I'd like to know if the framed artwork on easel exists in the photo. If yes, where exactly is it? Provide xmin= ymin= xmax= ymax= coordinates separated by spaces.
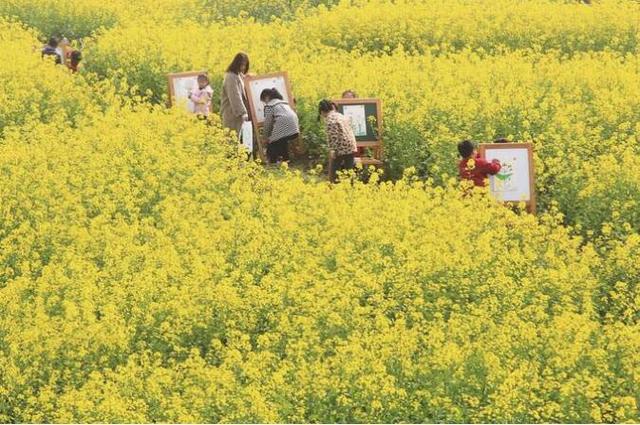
xmin=332 ymin=98 xmax=382 ymax=147
xmin=167 ymin=70 xmax=207 ymax=113
xmin=479 ymin=142 xmax=536 ymax=214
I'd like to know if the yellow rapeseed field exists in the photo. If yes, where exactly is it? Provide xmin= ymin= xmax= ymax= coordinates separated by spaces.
xmin=0 ymin=1 xmax=639 ymax=422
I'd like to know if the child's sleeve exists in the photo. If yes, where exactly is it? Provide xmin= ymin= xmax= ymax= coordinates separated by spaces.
xmin=483 ymin=159 xmax=501 ymax=175
xmin=189 ymin=88 xmax=200 ymax=102
xmin=263 ymin=106 xmax=274 ymax=138
xmin=325 ymin=119 xmax=342 ymax=150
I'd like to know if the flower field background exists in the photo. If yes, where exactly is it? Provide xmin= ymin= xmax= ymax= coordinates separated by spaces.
xmin=0 ymin=0 xmax=639 ymax=422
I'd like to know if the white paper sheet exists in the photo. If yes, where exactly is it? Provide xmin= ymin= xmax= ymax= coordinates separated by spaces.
xmin=484 ymin=148 xmax=531 ymax=202
xmin=343 ymin=104 xmax=367 ymax=137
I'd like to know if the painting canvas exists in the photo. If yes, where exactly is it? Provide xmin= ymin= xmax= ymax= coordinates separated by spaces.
xmin=246 ymin=73 xmax=292 ymax=125
xmin=480 ymin=144 xmax=535 ymax=208
xmin=343 ymin=104 xmax=367 ymax=137
xmin=333 ymin=98 xmax=382 ymax=144
xmin=172 ymin=76 xmax=198 ymax=112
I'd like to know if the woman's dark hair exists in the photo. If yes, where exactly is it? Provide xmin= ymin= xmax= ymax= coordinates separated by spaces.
xmin=226 ymin=52 xmax=250 ymax=74
xmin=457 ymin=140 xmax=475 ymax=158
xmin=260 ymin=88 xmax=283 ymax=102
xmin=317 ymin=99 xmax=337 ymax=119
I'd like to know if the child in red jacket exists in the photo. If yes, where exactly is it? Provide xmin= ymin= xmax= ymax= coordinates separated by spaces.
xmin=458 ymin=140 xmax=501 ymax=187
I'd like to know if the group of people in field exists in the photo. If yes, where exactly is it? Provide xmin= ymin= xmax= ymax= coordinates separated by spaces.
xmin=40 ymin=41 xmax=502 ymax=186
xmin=217 ymin=52 xmax=360 ymax=182
xmin=41 ymin=36 xmax=82 ymax=73
xmin=169 ymin=52 xmax=358 ymax=182
xmin=214 ymin=52 xmax=504 ymax=186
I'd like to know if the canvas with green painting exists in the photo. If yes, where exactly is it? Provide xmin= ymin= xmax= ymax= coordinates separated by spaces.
xmin=333 ymin=98 xmax=382 ymax=144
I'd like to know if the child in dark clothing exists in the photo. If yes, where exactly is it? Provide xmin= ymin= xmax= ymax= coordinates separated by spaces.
xmin=68 ymin=50 xmax=82 ymax=73
xmin=457 ymin=140 xmax=501 ymax=187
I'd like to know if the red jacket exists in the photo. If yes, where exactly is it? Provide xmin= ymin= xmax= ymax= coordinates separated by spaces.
xmin=459 ymin=154 xmax=501 ymax=187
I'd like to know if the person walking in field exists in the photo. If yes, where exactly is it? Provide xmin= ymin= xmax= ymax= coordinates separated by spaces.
xmin=457 ymin=140 xmax=501 ymax=187
xmin=261 ymin=88 xmax=299 ymax=164
xmin=220 ymin=52 xmax=250 ymax=135
xmin=318 ymin=99 xmax=358 ymax=183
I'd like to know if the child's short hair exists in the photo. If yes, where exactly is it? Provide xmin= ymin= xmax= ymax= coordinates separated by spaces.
xmin=48 ymin=37 xmax=59 ymax=48
xmin=457 ymin=140 xmax=475 ymax=158
xmin=342 ymin=89 xmax=357 ymax=98
xmin=494 ymin=137 xmax=510 ymax=143
xmin=70 ymin=50 xmax=82 ymax=62
xmin=260 ymin=87 xmax=283 ymax=102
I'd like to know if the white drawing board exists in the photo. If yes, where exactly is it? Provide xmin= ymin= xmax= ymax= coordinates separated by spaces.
xmin=479 ymin=143 xmax=536 ymax=213
xmin=245 ymin=72 xmax=293 ymax=125
xmin=343 ymin=104 xmax=367 ymax=136
xmin=171 ymin=76 xmax=198 ymax=112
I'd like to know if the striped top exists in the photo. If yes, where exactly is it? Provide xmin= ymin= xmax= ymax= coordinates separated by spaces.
xmin=263 ymin=99 xmax=299 ymax=142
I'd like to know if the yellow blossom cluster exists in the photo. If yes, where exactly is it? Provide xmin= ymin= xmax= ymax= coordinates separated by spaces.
xmin=0 ymin=1 xmax=639 ymax=422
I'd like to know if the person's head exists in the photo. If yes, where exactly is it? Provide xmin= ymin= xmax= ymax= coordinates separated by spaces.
xmin=318 ymin=99 xmax=337 ymax=119
xmin=260 ymin=88 xmax=283 ymax=103
xmin=227 ymin=52 xmax=250 ymax=75
xmin=70 ymin=50 xmax=82 ymax=64
xmin=47 ymin=37 xmax=59 ymax=48
xmin=197 ymin=73 xmax=209 ymax=89
xmin=494 ymin=137 xmax=510 ymax=144
xmin=457 ymin=140 xmax=476 ymax=159
xmin=342 ymin=89 xmax=357 ymax=99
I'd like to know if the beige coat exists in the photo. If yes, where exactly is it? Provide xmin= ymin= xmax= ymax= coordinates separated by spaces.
xmin=220 ymin=72 xmax=248 ymax=134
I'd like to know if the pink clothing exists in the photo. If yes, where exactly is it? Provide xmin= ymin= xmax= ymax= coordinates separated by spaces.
xmin=189 ymin=84 xmax=213 ymax=116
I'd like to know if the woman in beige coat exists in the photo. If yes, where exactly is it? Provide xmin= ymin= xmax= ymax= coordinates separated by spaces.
xmin=220 ymin=52 xmax=250 ymax=135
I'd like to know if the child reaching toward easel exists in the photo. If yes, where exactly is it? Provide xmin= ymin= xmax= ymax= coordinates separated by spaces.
xmin=458 ymin=140 xmax=501 ymax=187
